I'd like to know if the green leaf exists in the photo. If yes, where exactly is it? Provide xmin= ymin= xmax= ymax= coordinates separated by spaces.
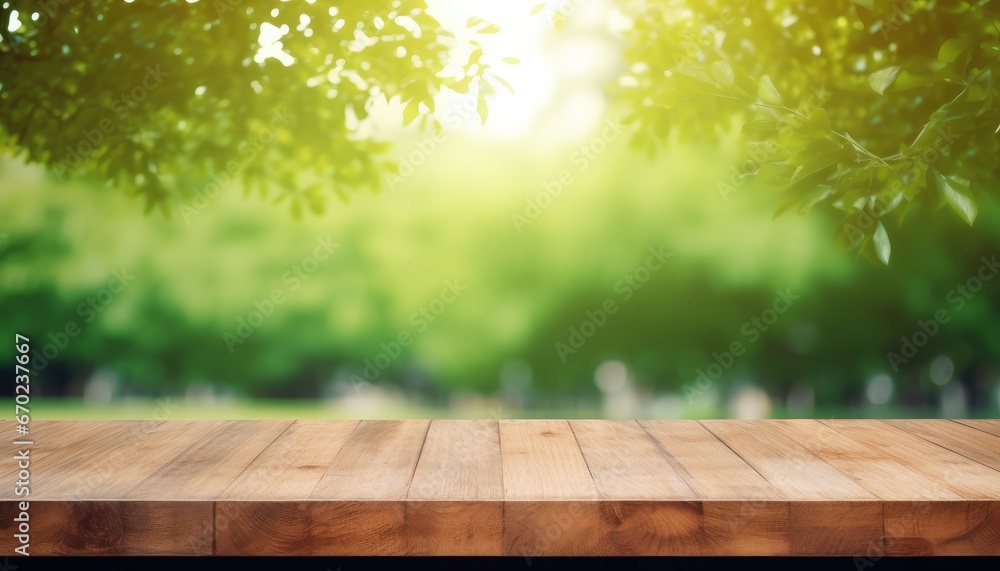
xmin=755 ymin=161 xmax=796 ymax=186
xmin=805 ymin=107 xmax=832 ymax=134
xmin=479 ymin=24 xmax=501 ymax=34
xmin=938 ymin=38 xmax=970 ymax=63
xmin=491 ymin=75 xmax=515 ymax=94
xmin=479 ymin=78 xmax=496 ymax=98
xmin=711 ymin=61 xmax=734 ymax=88
xmin=466 ymin=47 xmax=483 ymax=68
xmin=867 ymin=66 xmax=902 ymax=95
xmin=873 ymin=220 xmax=890 ymax=264
xmin=799 ymin=186 xmax=837 ymax=214
xmin=502 ymin=57 xmax=520 ymax=64
xmin=401 ymin=99 xmax=420 ymax=126
xmin=849 ymin=0 xmax=875 ymax=9
xmin=932 ymin=168 xmax=977 ymax=225
xmin=672 ymin=62 xmax=716 ymax=85
xmin=530 ymin=3 xmax=547 ymax=16
xmin=786 ymin=136 xmax=845 ymax=173
xmin=835 ymin=215 xmax=866 ymax=252
xmin=477 ymin=91 xmax=488 ymax=124
xmin=466 ymin=16 xmax=484 ymax=28
xmin=757 ymin=75 xmax=782 ymax=105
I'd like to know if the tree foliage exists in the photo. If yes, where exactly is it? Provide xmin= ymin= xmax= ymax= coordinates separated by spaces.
xmin=614 ymin=0 xmax=1000 ymax=263
xmin=0 ymin=0 xmax=499 ymax=216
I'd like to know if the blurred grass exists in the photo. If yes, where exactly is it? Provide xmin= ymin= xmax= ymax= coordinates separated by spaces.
xmin=6 ymin=398 xmax=992 ymax=420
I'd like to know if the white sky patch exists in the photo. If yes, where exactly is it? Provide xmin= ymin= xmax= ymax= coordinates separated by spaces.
xmin=365 ymin=0 xmax=619 ymax=143
xmin=7 ymin=10 xmax=21 ymax=32
xmin=425 ymin=0 xmax=558 ymax=140
xmin=254 ymin=22 xmax=295 ymax=67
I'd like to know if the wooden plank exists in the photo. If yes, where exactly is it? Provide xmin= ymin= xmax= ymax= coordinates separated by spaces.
xmin=2 ymin=419 xmax=74 ymax=458
xmin=702 ymin=420 xmax=882 ymax=556
xmin=500 ymin=419 xmax=597 ymax=501
xmin=954 ymin=419 xmax=1000 ymax=438
xmin=221 ymin=420 xmax=359 ymax=500
xmin=311 ymin=419 xmax=429 ymax=499
xmin=768 ymin=420 xmax=1000 ymax=556
xmin=128 ymin=420 xmax=292 ymax=500
xmin=886 ymin=419 xmax=1000 ymax=472
xmin=0 ymin=421 xmax=165 ymax=500
xmin=220 ymin=420 xmax=430 ymax=555
xmin=1 ymin=420 xmax=83 ymax=480
xmin=571 ymin=420 xmax=693 ymax=500
xmin=639 ymin=420 xmax=782 ymax=500
xmin=820 ymin=419 xmax=1000 ymax=500
xmin=883 ymin=501 xmax=1000 ymax=555
xmin=408 ymin=420 xmax=503 ymax=500
xmin=216 ymin=500 xmax=407 ymax=556
xmin=0 ymin=421 xmax=151 ymax=487
xmin=0 ymin=501 xmax=213 ymax=555
xmin=571 ymin=420 xmax=711 ymax=556
xmin=7 ymin=419 xmax=1000 ymax=556
xmin=640 ymin=420 xmax=789 ymax=555
xmin=405 ymin=420 xmax=503 ymax=555
xmin=499 ymin=419 xmax=601 ymax=556
xmin=701 ymin=420 xmax=876 ymax=500
xmin=34 ymin=420 xmax=228 ymax=500
xmin=763 ymin=420 xmax=964 ymax=500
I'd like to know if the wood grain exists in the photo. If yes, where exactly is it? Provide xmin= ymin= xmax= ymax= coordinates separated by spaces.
xmin=885 ymin=419 xmax=1000 ymax=472
xmin=39 ymin=420 xmax=225 ymax=500
xmin=128 ymin=420 xmax=292 ymax=500
xmin=640 ymin=420 xmax=789 ymax=555
xmin=311 ymin=419 xmax=429 ymax=499
xmin=759 ymin=420 xmax=963 ymax=501
xmin=703 ymin=420 xmax=883 ymax=555
xmin=221 ymin=420 xmax=359 ymax=500
xmin=0 ymin=421 xmax=160 ymax=491
xmin=8 ymin=419 xmax=1000 ymax=556
xmin=571 ymin=420 xmax=702 ymax=555
xmin=820 ymin=419 xmax=1000 ymax=499
xmin=499 ymin=420 xmax=600 ymax=555
xmin=954 ymin=419 xmax=1000 ymax=438
xmin=0 ymin=501 xmax=212 ymax=555
xmin=405 ymin=420 xmax=503 ymax=555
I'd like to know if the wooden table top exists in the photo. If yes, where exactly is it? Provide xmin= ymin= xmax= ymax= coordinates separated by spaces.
xmin=2 ymin=419 xmax=999 ymax=556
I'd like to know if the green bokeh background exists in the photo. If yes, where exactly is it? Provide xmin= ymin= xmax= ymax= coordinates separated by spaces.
xmin=3 ymin=0 xmax=999 ymax=420
xmin=3 ymin=116 xmax=999 ymax=419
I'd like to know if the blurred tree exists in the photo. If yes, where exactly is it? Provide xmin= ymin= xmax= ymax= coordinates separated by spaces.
xmin=0 ymin=0 xmax=501 ymax=216
xmin=613 ymin=0 xmax=1000 ymax=263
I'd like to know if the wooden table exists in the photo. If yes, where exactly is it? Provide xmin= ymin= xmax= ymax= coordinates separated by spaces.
xmin=2 ymin=419 xmax=999 ymax=556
